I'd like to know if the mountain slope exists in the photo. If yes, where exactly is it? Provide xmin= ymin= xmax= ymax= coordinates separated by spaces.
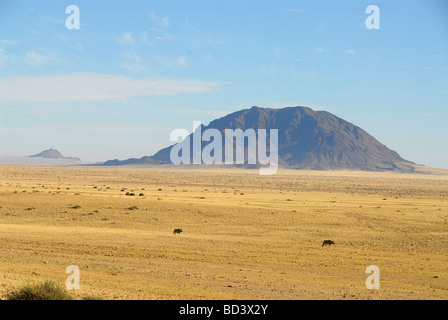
xmin=30 ymin=148 xmax=81 ymax=162
xmin=102 ymin=106 xmax=416 ymax=172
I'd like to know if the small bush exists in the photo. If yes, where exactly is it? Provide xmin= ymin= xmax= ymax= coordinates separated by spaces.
xmin=82 ymin=295 xmax=103 ymax=300
xmin=71 ymin=205 xmax=81 ymax=209
xmin=6 ymin=281 xmax=72 ymax=300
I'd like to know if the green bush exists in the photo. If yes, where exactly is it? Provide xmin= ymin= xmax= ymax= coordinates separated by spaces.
xmin=6 ymin=281 xmax=73 ymax=300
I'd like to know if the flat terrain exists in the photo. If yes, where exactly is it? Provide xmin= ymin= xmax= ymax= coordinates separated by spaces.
xmin=0 ymin=165 xmax=447 ymax=300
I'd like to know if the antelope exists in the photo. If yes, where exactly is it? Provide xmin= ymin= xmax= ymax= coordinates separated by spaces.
xmin=322 ymin=240 xmax=335 ymax=247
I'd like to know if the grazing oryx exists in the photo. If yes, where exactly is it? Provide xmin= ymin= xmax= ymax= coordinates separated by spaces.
xmin=173 ymin=228 xmax=183 ymax=235
xmin=322 ymin=240 xmax=335 ymax=247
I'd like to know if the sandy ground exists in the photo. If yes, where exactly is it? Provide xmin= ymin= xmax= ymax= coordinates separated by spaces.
xmin=0 ymin=165 xmax=447 ymax=300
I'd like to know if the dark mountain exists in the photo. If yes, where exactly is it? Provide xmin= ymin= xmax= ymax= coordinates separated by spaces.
xmin=30 ymin=148 xmax=81 ymax=162
xmin=102 ymin=106 xmax=416 ymax=172
xmin=102 ymin=156 xmax=157 ymax=166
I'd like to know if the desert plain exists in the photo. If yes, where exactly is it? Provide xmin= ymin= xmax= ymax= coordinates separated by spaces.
xmin=0 ymin=165 xmax=447 ymax=300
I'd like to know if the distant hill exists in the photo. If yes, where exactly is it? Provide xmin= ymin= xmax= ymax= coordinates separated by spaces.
xmin=101 ymin=106 xmax=418 ymax=172
xmin=29 ymin=148 xmax=81 ymax=162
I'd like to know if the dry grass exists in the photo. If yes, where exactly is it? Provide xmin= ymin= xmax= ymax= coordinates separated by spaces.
xmin=4 ymin=280 xmax=73 ymax=300
xmin=0 ymin=165 xmax=447 ymax=300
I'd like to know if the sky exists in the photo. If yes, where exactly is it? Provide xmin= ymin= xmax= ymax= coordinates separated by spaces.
xmin=0 ymin=0 xmax=447 ymax=168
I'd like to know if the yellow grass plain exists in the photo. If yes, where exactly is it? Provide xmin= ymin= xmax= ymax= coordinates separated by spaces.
xmin=0 ymin=165 xmax=447 ymax=300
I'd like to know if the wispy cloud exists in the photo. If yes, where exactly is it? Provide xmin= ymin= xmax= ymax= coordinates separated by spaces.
xmin=116 ymin=32 xmax=135 ymax=45
xmin=154 ymin=33 xmax=172 ymax=41
xmin=412 ymin=112 xmax=448 ymax=117
xmin=1 ymin=47 xmax=57 ymax=68
xmin=312 ymin=48 xmax=329 ymax=54
xmin=59 ymin=34 xmax=83 ymax=50
xmin=0 ymin=48 xmax=13 ymax=67
xmin=177 ymin=56 xmax=187 ymax=67
xmin=310 ymin=70 xmax=319 ymax=79
xmin=346 ymin=49 xmax=355 ymax=55
xmin=1 ymin=40 xmax=20 ymax=46
xmin=118 ymin=48 xmax=146 ymax=71
xmin=118 ymin=62 xmax=146 ymax=72
xmin=25 ymin=49 xmax=57 ymax=67
xmin=148 ymin=10 xmax=170 ymax=27
xmin=0 ymin=105 xmax=125 ymax=116
xmin=160 ymin=108 xmax=229 ymax=119
xmin=153 ymin=55 xmax=189 ymax=70
xmin=205 ymin=32 xmax=227 ymax=47
xmin=0 ymin=73 xmax=233 ymax=102
xmin=185 ymin=17 xmax=199 ymax=31
xmin=142 ymin=30 xmax=172 ymax=45
xmin=40 ymin=15 xmax=63 ymax=24
xmin=47 ymin=123 xmax=166 ymax=134
xmin=123 ymin=49 xmax=142 ymax=63
xmin=256 ymin=64 xmax=280 ymax=76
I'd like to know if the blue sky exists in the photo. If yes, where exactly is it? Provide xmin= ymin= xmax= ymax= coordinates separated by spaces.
xmin=0 ymin=0 xmax=447 ymax=168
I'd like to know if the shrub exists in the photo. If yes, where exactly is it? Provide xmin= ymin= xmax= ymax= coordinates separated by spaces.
xmin=82 ymin=295 xmax=103 ymax=300
xmin=6 ymin=281 xmax=72 ymax=300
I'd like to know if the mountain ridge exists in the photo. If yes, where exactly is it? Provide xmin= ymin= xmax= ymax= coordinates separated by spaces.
xmin=101 ymin=106 xmax=417 ymax=172
xmin=29 ymin=148 xmax=82 ymax=162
